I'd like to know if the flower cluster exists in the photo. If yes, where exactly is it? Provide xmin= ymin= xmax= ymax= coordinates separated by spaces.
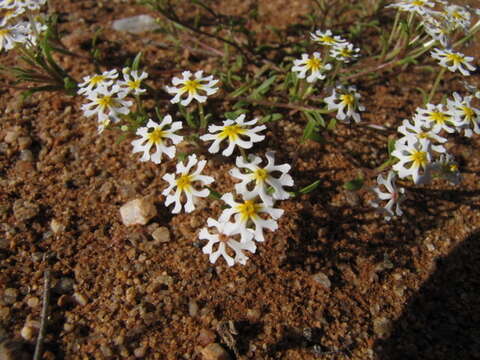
xmin=79 ymin=67 xmax=149 ymax=133
xmin=291 ymin=29 xmax=360 ymax=84
xmin=200 ymin=150 xmax=292 ymax=266
xmin=0 ymin=0 xmax=47 ymax=51
xmin=371 ymin=90 xmax=480 ymax=219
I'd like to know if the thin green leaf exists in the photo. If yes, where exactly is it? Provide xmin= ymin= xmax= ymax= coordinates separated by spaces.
xmin=132 ymin=52 xmax=143 ymax=71
xmin=298 ymin=180 xmax=321 ymax=194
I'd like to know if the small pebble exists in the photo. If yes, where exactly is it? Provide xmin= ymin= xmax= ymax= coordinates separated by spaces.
xmin=73 ymin=292 xmax=88 ymax=306
xmin=312 ymin=272 xmax=331 ymax=289
xmin=197 ymin=329 xmax=216 ymax=347
xmin=200 ymin=343 xmax=231 ymax=360
xmin=13 ymin=200 xmax=39 ymax=222
xmin=151 ymin=226 xmax=170 ymax=243
xmin=3 ymin=288 xmax=18 ymax=305
xmin=188 ymin=300 xmax=198 ymax=317
xmin=26 ymin=297 xmax=39 ymax=308
xmin=19 ymin=150 xmax=33 ymax=162
xmin=120 ymin=197 xmax=157 ymax=226
xmin=50 ymin=219 xmax=66 ymax=234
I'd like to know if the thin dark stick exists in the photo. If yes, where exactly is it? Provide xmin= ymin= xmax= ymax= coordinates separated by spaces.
xmin=33 ymin=261 xmax=52 ymax=360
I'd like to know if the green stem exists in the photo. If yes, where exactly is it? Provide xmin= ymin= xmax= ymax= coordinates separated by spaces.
xmin=426 ymin=67 xmax=446 ymax=104
xmin=198 ymin=102 xmax=207 ymax=129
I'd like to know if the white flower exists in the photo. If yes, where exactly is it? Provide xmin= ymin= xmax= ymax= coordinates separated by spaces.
xmin=165 ymin=70 xmax=219 ymax=106
xmin=421 ymin=15 xmax=451 ymax=47
xmin=415 ymin=103 xmax=455 ymax=134
xmin=430 ymin=48 xmax=476 ymax=76
xmin=0 ymin=21 xmax=28 ymax=51
xmin=131 ymin=115 xmax=183 ymax=164
xmin=329 ymin=42 xmax=360 ymax=63
xmin=446 ymin=92 xmax=480 ymax=137
xmin=20 ymin=0 xmax=47 ymax=11
xmin=310 ymin=29 xmax=346 ymax=46
xmin=25 ymin=19 xmax=47 ymax=46
xmin=219 ymin=193 xmax=284 ymax=243
xmin=443 ymin=4 xmax=471 ymax=31
xmin=370 ymin=171 xmax=405 ymax=221
xmin=429 ymin=153 xmax=461 ymax=185
xmin=324 ymin=85 xmax=365 ymax=123
xmin=81 ymin=84 xmax=132 ymax=123
xmin=291 ymin=52 xmax=332 ymax=83
xmin=199 ymin=218 xmax=256 ymax=266
xmin=392 ymin=137 xmax=432 ymax=184
xmin=200 ymin=114 xmax=266 ymax=157
xmin=387 ymin=0 xmax=435 ymax=15
xmin=119 ymin=67 xmax=148 ymax=96
xmin=229 ymin=152 xmax=293 ymax=206
xmin=77 ymin=69 xmax=119 ymax=96
xmin=396 ymin=115 xmax=447 ymax=153
xmin=162 ymin=154 xmax=214 ymax=214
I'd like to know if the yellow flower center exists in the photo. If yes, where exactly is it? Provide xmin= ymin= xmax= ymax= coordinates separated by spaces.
xmin=411 ymin=0 xmax=425 ymax=6
xmin=340 ymin=94 xmax=355 ymax=106
xmin=90 ymin=75 xmax=106 ymax=85
xmin=429 ymin=111 xmax=448 ymax=125
xmin=236 ymin=200 xmax=261 ymax=222
xmin=462 ymin=106 xmax=474 ymax=120
xmin=218 ymin=124 xmax=246 ymax=141
xmin=253 ymin=168 xmax=268 ymax=183
xmin=306 ymin=57 xmax=322 ymax=72
xmin=449 ymin=164 xmax=458 ymax=172
xmin=410 ymin=150 xmax=427 ymax=168
xmin=340 ymin=48 xmax=352 ymax=57
xmin=147 ymin=128 xmax=166 ymax=144
xmin=182 ymin=79 xmax=201 ymax=94
xmin=451 ymin=11 xmax=464 ymax=20
xmin=128 ymin=80 xmax=141 ymax=89
xmin=0 ymin=29 xmax=11 ymax=38
xmin=176 ymin=174 xmax=192 ymax=192
xmin=446 ymin=53 xmax=464 ymax=65
xmin=97 ymin=95 xmax=115 ymax=108
xmin=418 ymin=132 xmax=430 ymax=139
xmin=320 ymin=35 xmax=335 ymax=44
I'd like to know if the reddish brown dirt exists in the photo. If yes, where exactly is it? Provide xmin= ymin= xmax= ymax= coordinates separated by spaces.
xmin=1 ymin=1 xmax=480 ymax=359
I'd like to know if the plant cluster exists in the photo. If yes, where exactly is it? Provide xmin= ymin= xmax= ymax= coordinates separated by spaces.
xmin=1 ymin=0 xmax=480 ymax=266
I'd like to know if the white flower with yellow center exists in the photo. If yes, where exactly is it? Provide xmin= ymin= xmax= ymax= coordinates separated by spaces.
xmin=199 ymin=218 xmax=256 ymax=266
xmin=291 ymin=52 xmax=332 ymax=83
xmin=396 ymin=115 xmax=447 ymax=153
xmin=324 ymin=85 xmax=365 ymax=123
xmin=219 ymin=193 xmax=284 ymax=243
xmin=229 ymin=152 xmax=293 ymax=206
xmin=310 ymin=29 xmax=346 ymax=46
xmin=131 ymin=115 xmax=183 ymax=164
xmin=447 ymin=92 xmax=480 ymax=137
xmin=370 ymin=171 xmax=405 ymax=221
xmin=387 ymin=0 xmax=435 ymax=15
xmin=162 ymin=154 xmax=214 ymax=214
xmin=415 ymin=103 xmax=454 ymax=134
xmin=77 ymin=69 xmax=119 ymax=96
xmin=81 ymin=85 xmax=132 ymax=123
xmin=429 ymin=153 xmax=461 ymax=185
xmin=422 ymin=16 xmax=451 ymax=48
xmin=0 ymin=21 xmax=28 ymax=51
xmin=443 ymin=4 xmax=471 ymax=31
xmin=330 ymin=42 xmax=360 ymax=63
xmin=200 ymin=114 xmax=266 ymax=157
xmin=392 ymin=137 xmax=432 ymax=184
xmin=431 ymin=48 xmax=475 ymax=76
xmin=119 ymin=67 xmax=148 ymax=96
xmin=165 ymin=70 xmax=219 ymax=106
